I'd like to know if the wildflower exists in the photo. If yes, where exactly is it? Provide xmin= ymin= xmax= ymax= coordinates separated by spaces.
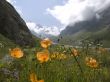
xmin=40 ymin=38 xmax=52 ymax=48
xmin=30 ymin=73 xmax=37 ymax=82
xmin=63 ymin=55 xmax=67 ymax=59
xmin=97 ymin=47 xmax=107 ymax=54
xmin=72 ymin=48 xmax=78 ymax=56
xmin=36 ymin=50 xmax=49 ymax=63
xmin=9 ymin=48 xmax=23 ymax=58
xmin=38 ymin=80 xmax=44 ymax=82
xmin=30 ymin=73 xmax=44 ymax=82
xmin=60 ymin=54 xmax=67 ymax=59
xmin=85 ymin=57 xmax=98 ymax=68
xmin=51 ymin=54 xmax=56 ymax=59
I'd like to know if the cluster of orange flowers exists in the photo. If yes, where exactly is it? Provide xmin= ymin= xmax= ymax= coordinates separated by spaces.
xmin=51 ymin=52 xmax=67 ymax=60
xmin=36 ymin=38 xmax=52 ymax=63
xmin=9 ymin=38 xmax=52 ymax=64
xmin=9 ymin=38 xmax=52 ymax=82
xmin=9 ymin=38 xmax=102 ymax=82
xmin=85 ymin=57 xmax=99 ymax=68
xmin=30 ymin=38 xmax=52 ymax=82
xmin=30 ymin=73 xmax=44 ymax=82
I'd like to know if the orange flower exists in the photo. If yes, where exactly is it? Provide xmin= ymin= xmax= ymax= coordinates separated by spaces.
xmin=98 ymin=48 xmax=107 ymax=54
xmin=9 ymin=48 xmax=23 ymax=58
xmin=72 ymin=48 xmax=78 ymax=56
xmin=38 ymin=80 xmax=44 ymax=82
xmin=30 ymin=73 xmax=44 ymax=82
xmin=40 ymin=38 xmax=52 ymax=48
xmin=85 ymin=57 xmax=98 ymax=68
xmin=36 ymin=50 xmax=49 ymax=63
xmin=30 ymin=73 xmax=37 ymax=82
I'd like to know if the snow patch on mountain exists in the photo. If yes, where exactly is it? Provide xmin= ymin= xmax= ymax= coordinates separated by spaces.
xmin=26 ymin=22 xmax=63 ymax=38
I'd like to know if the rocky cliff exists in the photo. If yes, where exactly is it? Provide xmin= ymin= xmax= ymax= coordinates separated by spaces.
xmin=0 ymin=0 xmax=36 ymax=46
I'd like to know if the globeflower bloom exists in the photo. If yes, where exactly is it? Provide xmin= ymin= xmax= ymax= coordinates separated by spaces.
xmin=72 ymin=48 xmax=78 ymax=56
xmin=40 ymin=38 xmax=52 ymax=48
xmin=97 ymin=47 xmax=107 ymax=54
xmin=36 ymin=50 xmax=49 ymax=63
xmin=30 ymin=73 xmax=37 ymax=82
xmin=85 ymin=57 xmax=98 ymax=68
xmin=38 ymin=80 xmax=44 ymax=82
xmin=30 ymin=73 xmax=44 ymax=82
xmin=9 ymin=48 xmax=23 ymax=58
xmin=51 ymin=54 xmax=56 ymax=59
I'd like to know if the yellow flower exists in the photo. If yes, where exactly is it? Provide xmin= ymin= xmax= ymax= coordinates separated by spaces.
xmin=9 ymin=48 xmax=23 ymax=58
xmin=72 ymin=48 xmax=78 ymax=56
xmin=60 ymin=54 xmax=67 ymax=59
xmin=30 ymin=73 xmax=44 ymax=82
xmin=51 ymin=54 xmax=56 ymax=59
xmin=36 ymin=50 xmax=49 ymax=63
xmin=63 ymin=55 xmax=67 ymax=59
xmin=40 ymin=38 xmax=52 ymax=48
xmin=85 ymin=57 xmax=98 ymax=68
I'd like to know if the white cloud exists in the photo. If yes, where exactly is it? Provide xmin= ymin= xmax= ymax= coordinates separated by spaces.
xmin=26 ymin=22 xmax=36 ymax=31
xmin=6 ymin=0 xmax=16 ymax=4
xmin=6 ymin=0 xmax=12 ymax=3
xmin=26 ymin=22 xmax=61 ymax=36
xmin=47 ymin=0 xmax=110 ymax=25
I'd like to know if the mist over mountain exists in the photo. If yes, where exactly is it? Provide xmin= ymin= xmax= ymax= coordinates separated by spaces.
xmin=59 ymin=6 xmax=110 ymax=47
xmin=61 ymin=5 xmax=110 ymax=34
xmin=47 ymin=0 xmax=110 ymax=26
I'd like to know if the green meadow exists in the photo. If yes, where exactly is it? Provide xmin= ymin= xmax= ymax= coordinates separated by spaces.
xmin=0 ymin=38 xmax=110 ymax=82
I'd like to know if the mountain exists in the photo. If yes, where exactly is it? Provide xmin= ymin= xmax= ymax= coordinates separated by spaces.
xmin=0 ymin=0 xmax=36 ymax=47
xmin=60 ymin=6 xmax=110 ymax=47
xmin=27 ymin=23 xmax=60 ymax=38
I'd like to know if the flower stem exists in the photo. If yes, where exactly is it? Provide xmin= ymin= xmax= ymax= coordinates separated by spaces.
xmin=69 ymin=48 xmax=84 ymax=74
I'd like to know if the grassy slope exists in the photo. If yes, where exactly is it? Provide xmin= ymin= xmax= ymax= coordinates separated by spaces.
xmin=0 ymin=34 xmax=16 ymax=47
xmin=0 ymin=34 xmax=17 ymax=57
xmin=57 ymin=26 xmax=110 ymax=47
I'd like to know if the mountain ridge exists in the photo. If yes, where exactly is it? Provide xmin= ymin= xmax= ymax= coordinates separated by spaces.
xmin=0 ymin=0 xmax=36 ymax=47
xmin=59 ymin=6 xmax=110 ymax=47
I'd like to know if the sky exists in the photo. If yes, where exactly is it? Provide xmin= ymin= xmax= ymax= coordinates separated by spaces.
xmin=7 ymin=0 xmax=65 ymax=27
xmin=6 ymin=0 xmax=110 ymax=36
